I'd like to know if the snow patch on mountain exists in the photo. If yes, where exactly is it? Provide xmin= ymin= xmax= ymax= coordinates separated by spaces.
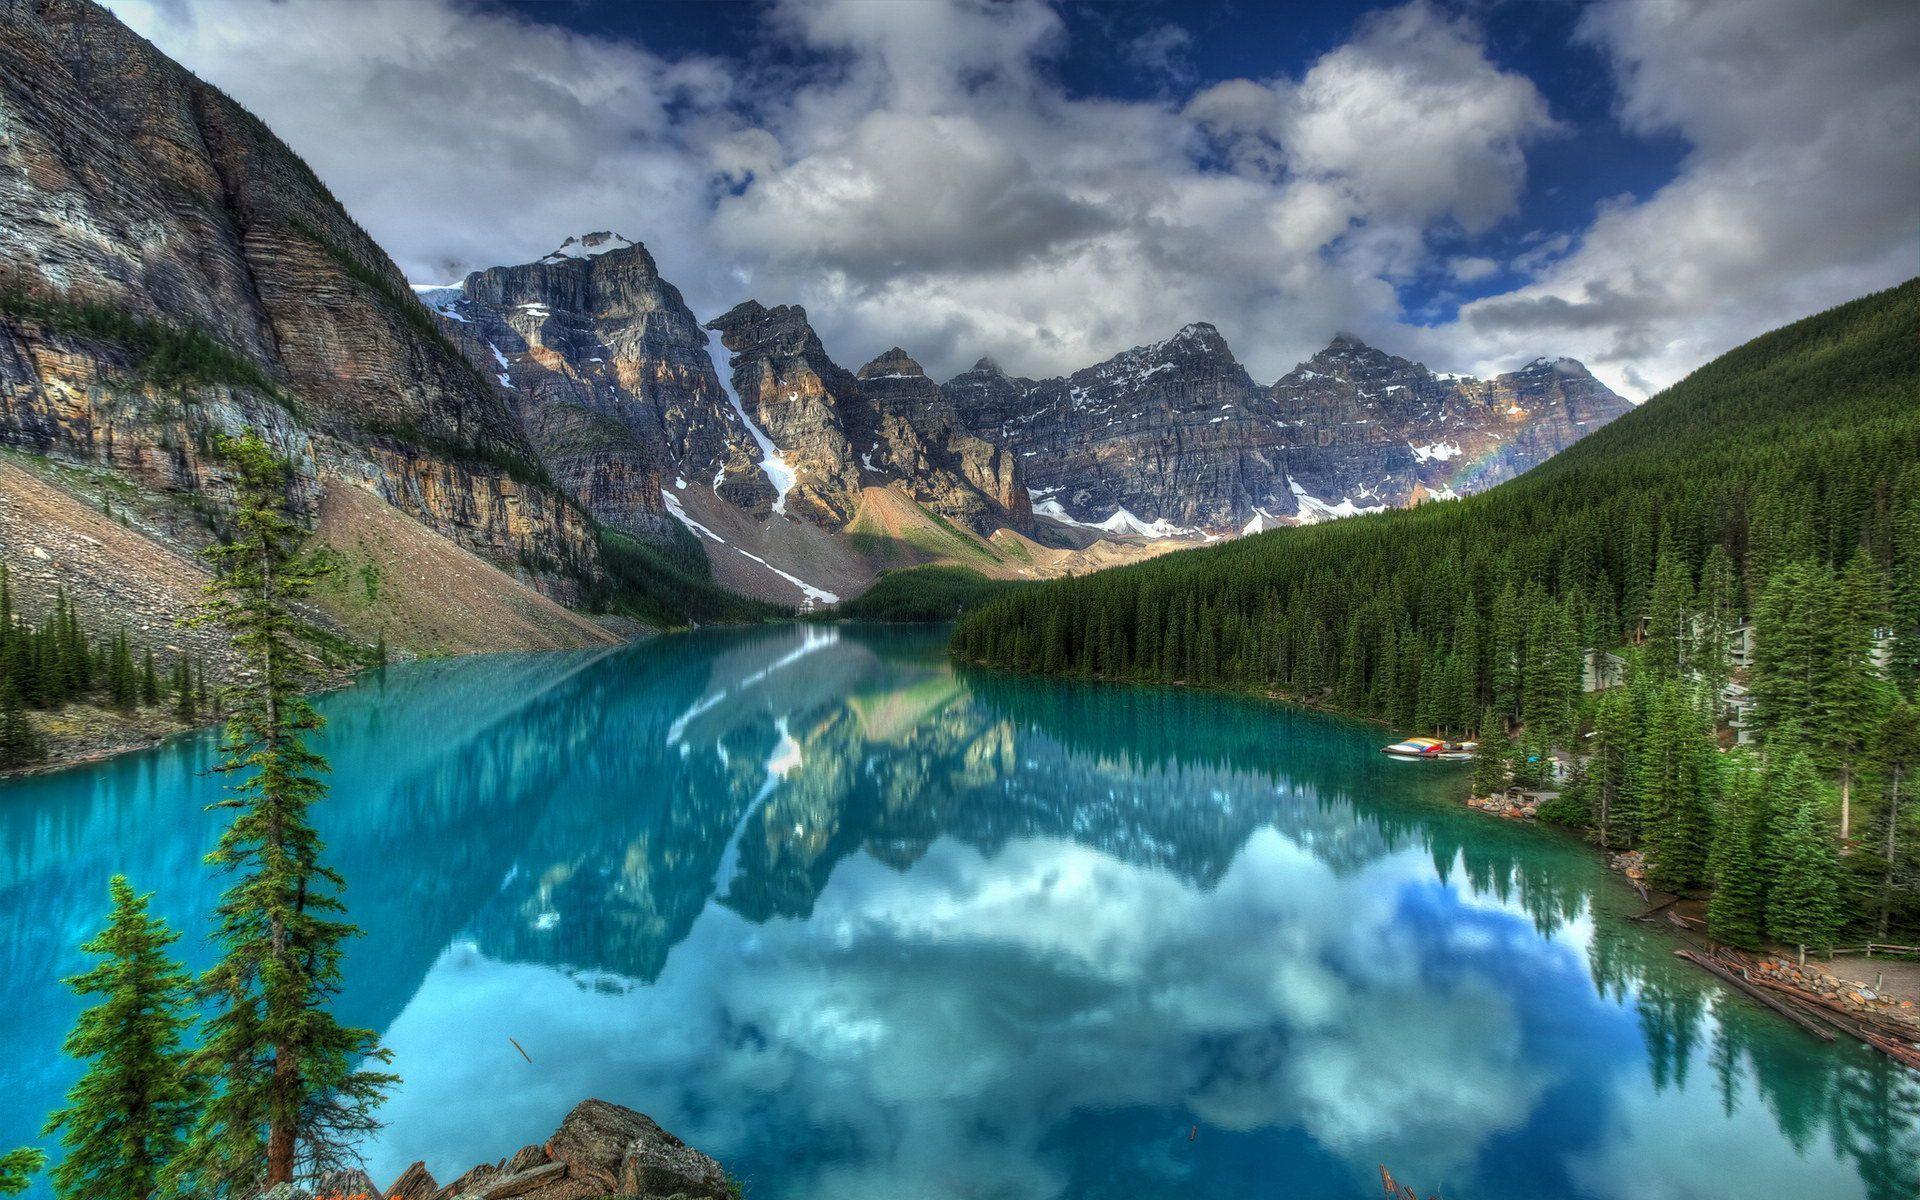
xmin=705 ymin=330 xmax=796 ymax=513
xmin=541 ymin=232 xmax=636 ymax=263
xmin=1288 ymin=477 xmax=1386 ymax=525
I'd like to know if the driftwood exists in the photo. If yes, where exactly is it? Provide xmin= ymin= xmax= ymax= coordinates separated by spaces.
xmin=1677 ymin=951 xmax=1836 ymax=1042
xmin=1379 ymin=1165 xmax=1442 ymax=1200
xmin=1681 ymin=949 xmax=1920 ymax=1070
xmin=1630 ymin=896 xmax=1680 ymax=922
xmin=1744 ymin=973 xmax=1920 ymax=1069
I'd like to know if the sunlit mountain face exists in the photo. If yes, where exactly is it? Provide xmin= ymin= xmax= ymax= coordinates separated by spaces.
xmin=1 ymin=627 xmax=1915 ymax=1199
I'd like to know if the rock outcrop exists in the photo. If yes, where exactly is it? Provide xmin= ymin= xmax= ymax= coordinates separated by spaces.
xmin=1266 ymin=336 xmax=1633 ymax=517
xmin=0 ymin=0 xmax=597 ymax=600
xmin=948 ymin=325 xmax=1632 ymax=534
xmin=288 ymin=1100 xmax=733 ymax=1200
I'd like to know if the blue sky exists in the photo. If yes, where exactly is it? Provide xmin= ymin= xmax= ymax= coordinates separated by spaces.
xmin=111 ymin=0 xmax=1917 ymax=394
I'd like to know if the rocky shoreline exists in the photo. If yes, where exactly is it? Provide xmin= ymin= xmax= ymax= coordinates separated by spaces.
xmin=274 ymin=1100 xmax=736 ymax=1200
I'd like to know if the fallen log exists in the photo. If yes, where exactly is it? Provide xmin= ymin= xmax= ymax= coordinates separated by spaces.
xmin=1677 ymin=950 xmax=1836 ymax=1042
xmin=1630 ymin=896 xmax=1680 ymax=922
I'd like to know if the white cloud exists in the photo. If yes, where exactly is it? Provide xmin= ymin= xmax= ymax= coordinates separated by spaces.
xmin=1446 ymin=0 xmax=1920 ymax=395
xmin=101 ymin=0 xmax=1919 ymax=398
xmin=1191 ymin=1 xmax=1559 ymax=233
xmin=1448 ymin=256 xmax=1500 ymax=283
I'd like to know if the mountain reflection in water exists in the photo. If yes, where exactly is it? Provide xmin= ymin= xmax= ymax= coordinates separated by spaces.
xmin=0 ymin=625 xmax=1914 ymax=1200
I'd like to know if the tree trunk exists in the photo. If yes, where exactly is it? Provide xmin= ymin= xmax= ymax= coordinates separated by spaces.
xmin=1879 ymin=767 xmax=1901 ymax=940
xmin=1840 ymin=761 xmax=1852 ymax=844
xmin=261 ymin=550 xmax=299 ymax=1188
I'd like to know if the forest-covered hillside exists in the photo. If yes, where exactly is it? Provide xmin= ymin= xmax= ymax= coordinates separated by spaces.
xmin=954 ymin=280 xmax=1920 ymax=941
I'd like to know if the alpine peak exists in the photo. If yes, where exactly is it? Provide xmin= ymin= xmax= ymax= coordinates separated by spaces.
xmin=540 ymin=231 xmax=639 ymax=263
xmin=857 ymin=347 xmax=926 ymax=380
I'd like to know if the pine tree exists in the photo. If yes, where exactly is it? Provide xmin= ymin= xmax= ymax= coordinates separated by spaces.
xmin=1639 ymin=681 xmax=1715 ymax=892
xmin=1869 ymin=703 xmax=1919 ymax=939
xmin=1644 ymin=545 xmax=1694 ymax=679
xmin=0 ymin=1149 xmax=44 ymax=1197
xmin=43 ymin=876 xmax=199 ymax=1200
xmin=0 ymin=677 xmax=42 ymax=769
xmin=1766 ymin=752 xmax=1844 ymax=956
xmin=1694 ymin=544 xmax=1738 ymax=706
xmin=175 ymin=656 xmax=198 ymax=724
xmin=1472 ymin=706 xmax=1509 ymax=796
xmin=173 ymin=434 xmax=394 ymax=1194
xmin=1588 ymin=686 xmax=1634 ymax=850
xmin=140 ymin=649 xmax=161 ymax=707
xmin=1820 ymin=548 xmax=1893 ymax=841
xmin=1707 ymin=752 xmax=1768 ymax=950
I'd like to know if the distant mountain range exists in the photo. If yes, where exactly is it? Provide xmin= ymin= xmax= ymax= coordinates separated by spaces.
xmin=420 ymin=230 xmax=1629 ymax=600
xmin=0 ymin=0 xmax=1630 ymax=641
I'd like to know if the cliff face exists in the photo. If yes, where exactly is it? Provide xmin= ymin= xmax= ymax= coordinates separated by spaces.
xmin=853 ymin=346 xmax=1032 ymax=533
xmin=705 ymin=302 xmax=1030 ymax=536
xmin=948 ymin=325 xmax=1631 ymax=534
xmin=0 ymin=0 xmax=596 ymax=593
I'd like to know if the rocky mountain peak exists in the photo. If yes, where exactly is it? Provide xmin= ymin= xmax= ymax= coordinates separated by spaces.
xmin=1148 ymin=321 xmax=1236 ymax=361
xmin=969 ymin=355 xmax=1005 ymax=376
xmin=1512 ymin=355 xmax=1593 ymax=379
xmin=857 ymin=347 xmax=925 ymax=380
xmin=539 ymin=231 xmax=639 ymax=263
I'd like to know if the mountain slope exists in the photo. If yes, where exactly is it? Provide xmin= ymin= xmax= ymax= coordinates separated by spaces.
xmin=953 ymin=279 xmax=1920 ymax=729
xmin=0 ymin=0 xmax=621 ymax=654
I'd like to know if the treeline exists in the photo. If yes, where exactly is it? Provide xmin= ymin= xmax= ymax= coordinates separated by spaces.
xmin=953 ymin=279 xmax=1920 ymax=944
xmin=0 ymin=567 xmax=215 ymax=769
xmin=824 ymin=565 xmax=1021 ymax=622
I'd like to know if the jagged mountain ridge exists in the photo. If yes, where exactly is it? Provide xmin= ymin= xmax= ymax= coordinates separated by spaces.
xmin=422 ymin=245 xmax=1044 ymax=606
xmin=946 ymin=324 xmax=1632 ymax=534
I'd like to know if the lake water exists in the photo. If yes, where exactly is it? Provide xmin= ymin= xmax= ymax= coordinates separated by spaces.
xmin=0 ymin=625 xmax=1915 ymax=1199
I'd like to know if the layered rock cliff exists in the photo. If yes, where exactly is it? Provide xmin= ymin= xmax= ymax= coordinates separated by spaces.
xmin=0 ymin=0 xmax=597 ymax=606
xmin=947 ymin=324 xmax=1631 ymax=534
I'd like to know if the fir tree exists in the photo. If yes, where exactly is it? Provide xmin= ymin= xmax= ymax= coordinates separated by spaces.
xmin=1707 ymin=753 xmax=1768 ymax=950
xmin=1639 ymin=682 xmax=1715 ymax=892
xmin=1644 ymin=545 xmax=1694 ymax=678
xmin=1869 ymin=703 xmax=1919 ymax=939
xmin=1472 ymin=706 xmax=1509 ymax=796
xmin=1821 ymin=548 xmax=1893 ymax=841
xmin=0 ymin=679 xmax=42 ymax=770
xmin=1766 ymin=752 xmax=1844 ymax=956
xmin=43 ymin=876 xmax=198 ymax=1200
xmin=0 ymin=1149 xmax=44 ymax=1197
xmin=140 ymin=649 xmax=161 ymax=707
xmin=173 ymin=434 xmax=394 ymax=1194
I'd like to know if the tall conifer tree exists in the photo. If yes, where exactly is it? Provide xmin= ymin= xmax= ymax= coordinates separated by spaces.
xmin=44 ymin=877 xmax=198 ymax=1200
xmin=173 ymin=434 xmax=393 ymax=1194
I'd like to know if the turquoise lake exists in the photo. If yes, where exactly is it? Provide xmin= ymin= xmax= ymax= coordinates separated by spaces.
xmin=1 ymin=624 xmax=1915 ymax=1198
